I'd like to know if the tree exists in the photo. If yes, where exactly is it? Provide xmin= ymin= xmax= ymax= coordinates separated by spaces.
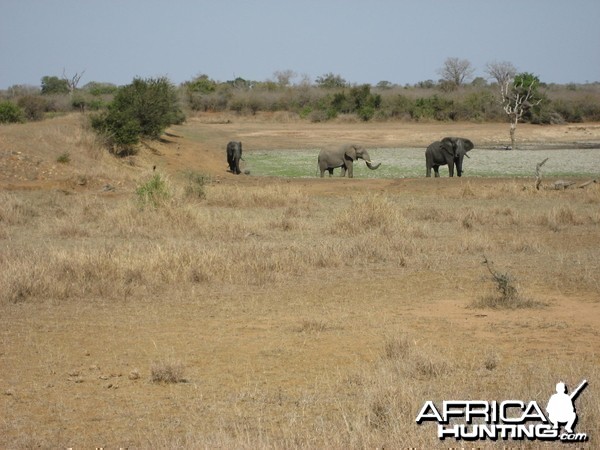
xmin=437 ymin=57 xmax=475 ymax=89
xmin=485 ymin=61 xmax=517 ymax=86
xmin=273 ymin=70 xmax=297 ymax=87
xmin=315 ymin=73 xmax=347 ymax=89
xmin=62 ymin=69 xmax=85 ymax=97
xmin=185 ymin=74 xmax=217 ymax=94
xmin=376 ymin=80 xmax=393 ymax=90
xmin=41 ymin=76 xmax=69 ymax=95
xmin=91 ymin=77 xmax=184 ymax=154
xmin=500 ymin=72 xmax=543 ymax=149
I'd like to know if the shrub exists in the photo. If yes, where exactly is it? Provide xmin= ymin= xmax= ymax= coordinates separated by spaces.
xmin=56 ymin=152 xmax=71 ymax=164
xmin=17 ymin=95 xmax=47 ymax=121
xmin=91 ymin=77 xmax=184 ymax=154
xmin=183 ymin=170 xmax=209 ymax=199
xmin=411 ymin=95 xmax=455 ymax=121
xmin=471 ymin=256 xmax=546 ymax=309
xmin=0 ymin=101 xmax=24 ymax=123
xmin=83 ymin=81 xmax=118 ymax=96
xmin=150 ymin=360 xmax=186 ymax=383
xmin=135 ymin=174 xmax=172 ymax=208
xmin=384 ymin=94 xmax=414 ymax=119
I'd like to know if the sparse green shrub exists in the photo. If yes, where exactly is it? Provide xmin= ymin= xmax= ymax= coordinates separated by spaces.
xmin=135 ymin=174 xmax=172 ymax=208
xmin=0 ymin=101 xmax=24 ymax=123
xmin=56 ymin=152 xmax=71 ymax=164
xmin=472 ymin=256 xmax=546 ymax=309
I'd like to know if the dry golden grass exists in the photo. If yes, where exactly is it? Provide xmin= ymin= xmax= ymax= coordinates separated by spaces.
xmin=1 ymin=115 xmax=599 ymax=448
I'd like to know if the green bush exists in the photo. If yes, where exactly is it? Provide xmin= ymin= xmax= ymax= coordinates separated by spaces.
xmin=56 ymin=152 xmax=71 ymax=164
xmin=135 ymin=174 xmax=171 ymax=208
xmin=84 ymin=81 xmax=118 ymax=96
xmin=91 ymin=77 xmax=184 ymax=154
xmin=411 ymin=95 xmax=455 ymax=121
xmin=0 ymin=101 xmax=24 ymax=124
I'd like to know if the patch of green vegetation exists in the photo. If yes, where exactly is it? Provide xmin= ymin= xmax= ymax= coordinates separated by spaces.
xmin=56 ymin=152 xmax=71 ymax=164
xmin=135 ymin=174 xmax=171 ymax=208
xmin=245 ymin=148 xmax=600 ymax=178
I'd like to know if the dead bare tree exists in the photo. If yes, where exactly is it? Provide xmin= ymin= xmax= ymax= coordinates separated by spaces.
xmin=535 ymin=157 xmax=548 ymax=190
xmin=485 ymin=60 xmax=517 ymax=86
xmin=62 ymin=69 xmax=85 ymax=97
xmin=437 ymin=57 xmax=475 ymax=89
xmin=500 ymin=75 xmax=542 ymax=150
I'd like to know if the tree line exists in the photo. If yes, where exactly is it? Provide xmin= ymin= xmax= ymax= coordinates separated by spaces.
xmin=1 ymin=59 xmax=599 ymax=153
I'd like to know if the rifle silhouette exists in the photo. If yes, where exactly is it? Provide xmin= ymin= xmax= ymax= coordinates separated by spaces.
xmin=569 ymin=379 xmax=588 ymax=401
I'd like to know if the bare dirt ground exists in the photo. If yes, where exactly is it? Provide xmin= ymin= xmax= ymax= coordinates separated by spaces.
xmin=1 ymin=113 xmax=600 ymax=448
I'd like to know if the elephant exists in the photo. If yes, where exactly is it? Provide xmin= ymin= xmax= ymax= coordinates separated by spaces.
xmin=425 ymin=137 xmax=474 ymax=177
xmin=317 ymin=144 xmax=381 ymax=178
xmin=226 ymin=141 xmax=243 ymax=174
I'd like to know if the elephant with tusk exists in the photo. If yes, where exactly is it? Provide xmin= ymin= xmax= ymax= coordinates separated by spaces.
xmin=425 ymin=137 xmax=474 ymax=177
xmin=317 ymin=144 xmax=381 ymax=178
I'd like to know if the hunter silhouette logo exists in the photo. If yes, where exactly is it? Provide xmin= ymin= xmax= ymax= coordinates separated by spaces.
xmin=546 ymin=379 xmax=587 ymax=434
xmin=416 ymin=379 xmax=589 ymax=442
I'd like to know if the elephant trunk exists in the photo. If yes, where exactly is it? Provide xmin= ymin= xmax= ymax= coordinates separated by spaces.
xmin=365 ymin=160 xmax=381 ymax=170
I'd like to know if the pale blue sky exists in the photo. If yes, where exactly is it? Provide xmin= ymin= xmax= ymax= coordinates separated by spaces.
xmin=1 ymin=0 xmax=598 ymax=89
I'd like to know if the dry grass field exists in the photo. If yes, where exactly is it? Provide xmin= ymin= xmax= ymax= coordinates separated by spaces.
xmin=1 ymin=113 xmax=600 ymax=448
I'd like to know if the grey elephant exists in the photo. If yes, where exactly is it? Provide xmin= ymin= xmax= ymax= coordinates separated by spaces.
xmin=318 ymin=144 xmax=381 ymax=178
xmin=425 ymin=137 xmax=474 ymax=177
xmin=226 ymin=141 xmax=242 ymax=174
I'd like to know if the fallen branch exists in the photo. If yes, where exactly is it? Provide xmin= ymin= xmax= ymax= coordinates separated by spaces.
xmin=578 ymin=179 xmax=597 ymax=189
xmin=552 ymin=180 xmax=576 ymax=190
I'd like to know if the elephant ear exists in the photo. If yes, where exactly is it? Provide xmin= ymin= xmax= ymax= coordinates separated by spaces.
xmin=344 ymin=145 xmax=357 ymax=161
xmin=440 ymin=137 xmax=456 ymax=156
xmin=462 ymin=139 xmax=474 ymax=152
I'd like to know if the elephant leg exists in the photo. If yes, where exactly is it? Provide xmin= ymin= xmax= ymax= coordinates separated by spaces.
xmin=426 ymin=166 xmax=432 ymax=177
xmin=328 ymin=168 xmax=334 ymax=177
xmin=347 ymin=163 xmax=353 ymax=178
xmin=433 ymin=166 xmax=440 ymax=177
xmin=340 ymin=165 xmax=346 ymax=177
xmin=448 ymin=164 xmax=454 ymax=177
